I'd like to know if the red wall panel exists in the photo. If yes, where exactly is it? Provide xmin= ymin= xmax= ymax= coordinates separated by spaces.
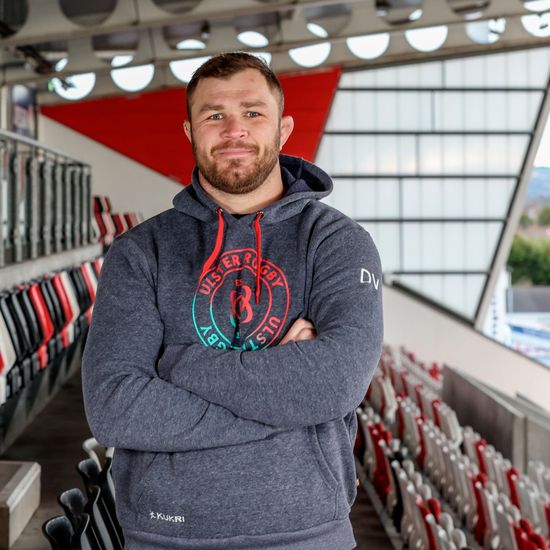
xmin=41 ymin=67 xmax=340 ymax=185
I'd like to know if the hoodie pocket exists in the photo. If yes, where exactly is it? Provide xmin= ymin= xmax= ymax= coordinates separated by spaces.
xmin=132 ymin=427 xmax=338 ymax=538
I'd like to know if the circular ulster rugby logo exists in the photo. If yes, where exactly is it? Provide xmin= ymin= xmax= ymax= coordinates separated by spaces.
xmin=192 ymin=248 xmax=290 ymax=351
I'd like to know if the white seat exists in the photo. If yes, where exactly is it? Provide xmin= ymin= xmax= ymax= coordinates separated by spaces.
xmin=495 ymin=503 xmax=518 ymax=550
xmin=477 ymin=482 xmax=499 ymax=549
xmin=450 ymin=528 xmax=468 ymax=550
xmin=410 ymin=492 xmax=431 ymax=550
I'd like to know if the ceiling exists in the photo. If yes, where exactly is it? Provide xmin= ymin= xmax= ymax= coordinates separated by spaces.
xmin=0 ymin=0 xmax=549 ymax=103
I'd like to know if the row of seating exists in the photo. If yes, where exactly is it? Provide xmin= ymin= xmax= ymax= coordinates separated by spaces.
xmin=371 ymin=356 xmax=462 ymax=447
xmin=93 ymin=195 xmax=143 ymax=246
xmin=0 ymin=258 xmax=103 ymax=406
xmin=462 ymin=428 xmax=550 ymax=547
xmin=529 ymin=462 xmax=550 ymax=503
xmin=367 ymin=345 xmax=550 ymax=549
xmin=43 ymin=437 xmax=123 ymax=550
xmin=399 ymin=346 xmax=444 ymax=391
xmin=356 ymin=404 xmax=471 ymax=550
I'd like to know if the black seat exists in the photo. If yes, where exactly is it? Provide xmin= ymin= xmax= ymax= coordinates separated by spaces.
xmin=0 ymin=294 xmax=25 ymax=397
xmin=5 ymin=291 xmax=35 ymax=387
xmin=17 ymin=286 xmax=43 ymax=381
xmin=75 ymin=513 xmax=99 ymax=550
xmin=40 ymin=279 xmax=64 ymax=359
xmin=43 ymin=515 xmax=74 ymax=550
xmin=77 ymin=459 xmax=123 ymax=549
xmin=58 ymin=486 xmax=114 ymax=550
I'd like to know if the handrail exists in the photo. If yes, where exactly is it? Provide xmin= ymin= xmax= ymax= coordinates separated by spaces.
xmin=0 ymin=128 xmax=88 ymax=165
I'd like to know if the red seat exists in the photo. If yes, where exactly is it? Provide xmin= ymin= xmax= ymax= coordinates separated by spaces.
xmin=28 ymin=283 xmax=55 ymax=369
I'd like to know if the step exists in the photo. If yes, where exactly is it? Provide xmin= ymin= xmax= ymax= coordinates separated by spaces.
xmin=0 ymin=462 xmax=41 ymax=549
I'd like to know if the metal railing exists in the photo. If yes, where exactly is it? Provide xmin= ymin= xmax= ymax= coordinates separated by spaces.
xmin=0 ymin=129 xmax=94 ymax=268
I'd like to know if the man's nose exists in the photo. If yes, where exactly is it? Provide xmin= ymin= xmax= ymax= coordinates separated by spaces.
xmin=221 ymin=116 xmax=247 ymax=139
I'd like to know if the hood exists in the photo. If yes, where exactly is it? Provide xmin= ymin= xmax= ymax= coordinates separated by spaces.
xmin=172 ymin=154 xmax=333 ymax=226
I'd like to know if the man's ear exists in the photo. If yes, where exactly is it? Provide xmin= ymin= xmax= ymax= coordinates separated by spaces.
xmin=279 ymin=115 xmax=294 ymax=150
xmin=183 ymin=120 xmax=192 ymax=143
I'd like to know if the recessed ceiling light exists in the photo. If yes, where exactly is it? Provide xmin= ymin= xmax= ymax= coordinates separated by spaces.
xmin=111 ymin=64 xmax=155 ymax=92
xmin=237 ymin=31 xmax=269 ymax=48
xmin=405 ymin=25 xmax=448 ymax=52
xmin=51 ymin=72 xmax=96 ymax=100
xmin=288 ymin=42 xmax=331 ymax=67
xmin=55 ymin=58 xmax=68 ymax=72
xmin=521 ymin=13 xmax=550 ymax=36
xmin=176 ymin=39 xmax=206 ymax=50
xmin=524 ymin=0 xmax=550 ymax=12
xmin=249 ymin=51 xmax=272 ymax=65
xmin=307 ymin=23 xmax=328 ymax=38
xmin=346 ymin=33 xmax=390 ymax=60
xmin=111 ymin=55 xmax=133 ymax=68
xmin=170 ymin=56 xmax=211 ymax=83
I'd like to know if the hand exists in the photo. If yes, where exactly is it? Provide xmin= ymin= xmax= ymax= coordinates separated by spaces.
xmin=279 ymin=318 xmax=317 ymax=345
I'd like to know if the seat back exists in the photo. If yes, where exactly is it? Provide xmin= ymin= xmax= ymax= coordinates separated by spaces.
xmin=42 ymin=515 xmax=74 ymax=550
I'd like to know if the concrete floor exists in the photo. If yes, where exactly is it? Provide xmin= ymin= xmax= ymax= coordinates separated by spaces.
xmin=1 ymin=370 xmax=392 ymax=550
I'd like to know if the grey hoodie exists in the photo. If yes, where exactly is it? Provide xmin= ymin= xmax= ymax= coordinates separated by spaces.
xmin=82 ymin=154 xmax=383 ymax=549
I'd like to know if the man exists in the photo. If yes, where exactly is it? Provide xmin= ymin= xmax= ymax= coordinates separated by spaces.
xmin=82 ymin=52 xmax=383 ymax=550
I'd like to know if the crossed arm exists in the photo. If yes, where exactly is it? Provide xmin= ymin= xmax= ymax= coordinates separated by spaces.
xmin=82 ymin=237 xmax=285 ymax=453
xmin=161 ymin=222 xmax=383 ymax=429
xmin=82 ymin=220 xmax=383 ymax=451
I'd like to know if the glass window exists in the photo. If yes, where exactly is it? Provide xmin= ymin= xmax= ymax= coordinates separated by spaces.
xmin=333 ymin=136 xmax=355 ymax=173
xmin=402 ymin=178 xmax=421 ymax=217
xmin=376 ymin=92 xmax=398 ymax=130
xmin=361 ymin=222 xmax=400 ymax=271
xmin=464 ymin=136 xmax=486 ymax=174
xmin=421 ymin=223 xmax=444 ymax=270
xmin=419 ymin=61 xmax=444 ymax=87
xmin=442 ymin=223 xmax=465 ymax=269
xmin=326 ymin=92 xmax=354 ymax=131
xmin=464 ymin=92 xmax=486 ymax=130
xmin=527 ymin=48 xmax=550 ymax=87
xmin=374 ymin=66 xmax=399 ymax=87
xmin=420 ymin=135 xmax=443 ymax=174
xmin=398 ymin=136 xmax=418 ymax=173
xmin=463 ymin=56 xmax=485 ymax=87
xmin=354 ymin=136 xmax=377 ymax=174
xmin=355 ymin=180 xmax=376 ymax=218
xmin=377 ymin=136 xmax=400 ymax=174
xmin=402 ymin=222 xmax=422 ymax=270
xmin=315 ymin=136 xmax=333 ymax=173
xmin=354 ymin=92 xmax=377 ymax=131
xmin=438 ymin=92 xmax=464 ymax=131
xmin=507 ymin=92 xmax=533 ymax=131
xmin=331 ymin=179 xmax=355 ymax=217
xmin=376 ymin=179 xmax=400 ymax=218
xmin=442 ymin=179 xmax=466 ymax=217
xmin=486 ymin=92 xmax=508 ymax=130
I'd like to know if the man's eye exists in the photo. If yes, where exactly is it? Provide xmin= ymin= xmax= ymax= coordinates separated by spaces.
xmin=208 ymin=113 xmax=223 ymax=120
xmin=246 ymin=111 xmax=260 ymax=118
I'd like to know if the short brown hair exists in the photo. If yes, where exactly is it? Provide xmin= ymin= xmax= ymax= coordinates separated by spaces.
xmin=185 ymin=52 xmax=284 ymax=120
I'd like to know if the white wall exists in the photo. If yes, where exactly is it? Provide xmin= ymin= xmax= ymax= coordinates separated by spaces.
xmin=38 ymin=114 xmax=182 ymax=220
xmin=384 ymin=284 xmax=550 ymax=413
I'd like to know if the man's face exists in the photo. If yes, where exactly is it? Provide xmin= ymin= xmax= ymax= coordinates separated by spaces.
xmin=184 ymin=69 xmax=293 ymax=195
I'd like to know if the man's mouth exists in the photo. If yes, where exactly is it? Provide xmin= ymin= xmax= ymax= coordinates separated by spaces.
xmin=217 ymin=148 xmax=254 ymax=158
xmin=213 ymin=143 xmax=258 ymax=159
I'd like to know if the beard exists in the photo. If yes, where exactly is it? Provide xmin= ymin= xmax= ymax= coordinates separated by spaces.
xmin=192 ymin=132 xmax=281 ymax=195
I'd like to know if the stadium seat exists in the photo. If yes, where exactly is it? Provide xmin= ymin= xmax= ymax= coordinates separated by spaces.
xmin=58 ymin=486 xmax=114 ymax=550
xmin=77 ymin=458 xmax=123 ymax=549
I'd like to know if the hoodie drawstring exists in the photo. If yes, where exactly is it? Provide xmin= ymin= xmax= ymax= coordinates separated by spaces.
xmin=199 ymin=208 xmax=225 ymax=281
xmin=253 ymin=212 xmax=264 ymax=304
xmin=199 ymin=209 xmax=264 ymax=305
